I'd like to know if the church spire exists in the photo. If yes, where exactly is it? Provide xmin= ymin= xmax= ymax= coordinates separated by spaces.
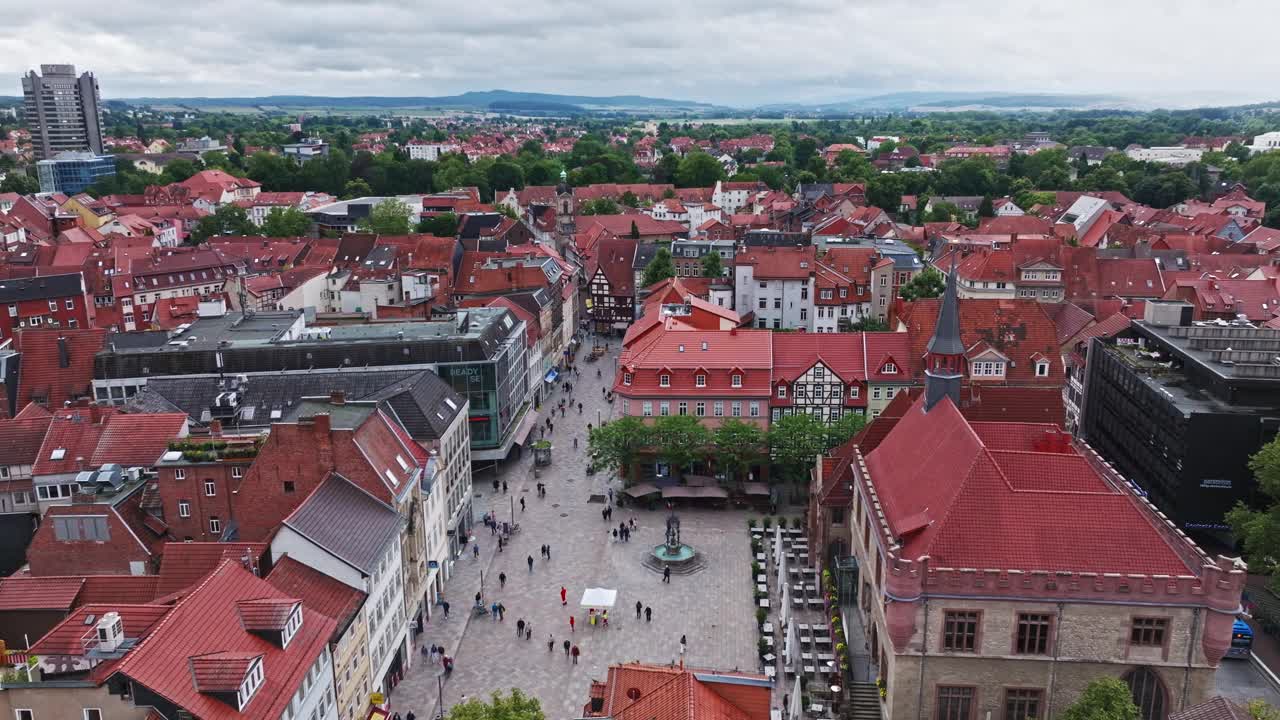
xmin=924 ymin=258 xmax=964 ymax=411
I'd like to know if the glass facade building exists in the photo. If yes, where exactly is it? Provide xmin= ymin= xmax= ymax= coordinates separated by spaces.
xmin=36 ymin=152 xmax=116 ymax=194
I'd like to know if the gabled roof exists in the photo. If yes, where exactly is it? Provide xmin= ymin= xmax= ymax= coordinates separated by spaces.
xmin=30 ymin=603 xmax=172 ymax=657
xmin=282 ymin=475 xmax=401 ymax=575
xmin=155 ymin=543 xmax=269 ymax=599
xmin=112 ymin=561 xmax=335 ymax=720
xmin=266 ymin=556 xmax=366 ymax=632
xmin=16 ymin=329 xmax=107 ymax=412
xmin=587 ymin=663 xmax=770 ymax=720
xmin=862 ymin=393 xmax=1195 ymax=574
xmin=0 ymin=272 xmax=83 ymax=303
xmin=898 ymin=297 xmax=1063 ymax=385
xmin=0 ymin=576 xmax=83 ymax=610
xmin=0 ymin=413 xmax=53 ymax=467
xmin=91 ymin=412 xmax=188 ymax=467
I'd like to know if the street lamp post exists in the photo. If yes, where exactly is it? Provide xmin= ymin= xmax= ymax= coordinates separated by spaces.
xmin=437 ymin=673 xmax=446 ymax=720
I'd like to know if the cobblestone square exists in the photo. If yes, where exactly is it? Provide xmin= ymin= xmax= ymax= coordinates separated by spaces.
xmin=391 ymin=344 xmax=763 ymax=719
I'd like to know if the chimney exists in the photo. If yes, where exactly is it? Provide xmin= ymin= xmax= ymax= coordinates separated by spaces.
xmin=57 ymin=336 xmax=70 ymax=368
xmin=209 ymin=419 xmax=222 ymax=437
xmin=330 ymin=390 xmax=345 ymax=406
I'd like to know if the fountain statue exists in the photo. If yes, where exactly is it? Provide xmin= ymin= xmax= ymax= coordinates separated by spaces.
xmin=646 ymin=508 xmax=702 ymax=574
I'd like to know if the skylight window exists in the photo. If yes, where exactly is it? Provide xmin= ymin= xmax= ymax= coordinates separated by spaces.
xmin=385 ymin=468 xmax=399 ymax=486
xmin=50 ymin=448 xmax=66 ymax=461
xmin=396 ymin=455 xmax=409 ymax=471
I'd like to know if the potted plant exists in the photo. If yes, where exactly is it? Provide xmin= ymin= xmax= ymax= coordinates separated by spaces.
xmin=758 ymin=638 xmax=770 ymax=658
xmin=748 ymin=518 xmax=758 ymax=529
xmin=762 ymin=516 xmax=773 ymax=529
xmin=756 ymin=608 xmax=768 ymax=627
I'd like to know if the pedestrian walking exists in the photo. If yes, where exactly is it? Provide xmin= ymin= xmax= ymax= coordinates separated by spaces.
xmin=663 ymin=565 xmax=671 ymax=583
xmin=571 ymin=644 xmax=580 ymax=664
xmin=608 ymin=488 xmax=614 ymax=504
xmin=601 ymin=507 xmax=608 ymax=522
xmin=502 ymin=480 xmax=508 ymax=493
xmin=517 ymin=619 xmax=525 ymax=637
xmin=498 ymin=536 xmax=504 ymax=552
xmin=491 ymin=601 xmax=499 ymax=620
xmin=526 ymin=624 xmax=532 ymax=641
xmin=429 ymin=644 xmax=438 ymax=664
xmin=578 ymin=402 xmax=583 ymax=414
xmin=442 ymin=600 xmax=450 ymax=618
xmin=630 ymin=517 xmax=637 ymax=531
xmin=560 ymin=586 xmax=567 ymax=605
xmin=569 ymin=614 xmax=575 ymax=632
xmin=636 ymin=600 xmax=642 ymax=619
xmin=473 ymin=543 xmax=480 ymax=559
xmin=407 ymin=713 xmax=417 ymax=720
xmin=645 ymin=606 xmax=652 ymax=623
xmin=547 ymin=545 xmax=552 ymax=560
xmin=475 ymin=591 xmax=482 ymax=607
xmin=680 ymin=634 xmax=687 ymax=656
xmin=493 ymin=478 xmax=500 ymax=492
xmin=527 ymin=554 xmax=534 ymax=572
xmin=612 ymin=528 xmax=618 ymax=541
xmin=499 ymin=572 xmax=507 ymax=588
xmin=563 ymin=639 xmax=571 ymax=656
xmin=498 ymin=603 xmax=506 ymax=621
xmin=520 ymin=497 xmax=526 ymax=512
xmin=573 ymin=437 xmax=578 ymax=449
xmin=548 ymin=634 xmax=555 ymax=652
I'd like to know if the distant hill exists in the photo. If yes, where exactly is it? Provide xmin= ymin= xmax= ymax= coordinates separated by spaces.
xmin=759 ymin=91 xmax=1130 ymax=112
xmin=118 ymin=89 xmax=724 ymax=113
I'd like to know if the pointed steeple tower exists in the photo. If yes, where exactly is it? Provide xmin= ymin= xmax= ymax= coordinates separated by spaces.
xmin=924 ymin=259 xmax=964 ymax=411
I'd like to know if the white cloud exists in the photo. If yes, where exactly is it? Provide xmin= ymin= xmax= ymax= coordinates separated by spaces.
xmin=0 ymin=0 xmax=1272 ymax=107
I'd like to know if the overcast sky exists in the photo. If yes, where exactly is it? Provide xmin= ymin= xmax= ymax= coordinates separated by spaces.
xmin=0 ymin=0 xmax=1271 ymax=107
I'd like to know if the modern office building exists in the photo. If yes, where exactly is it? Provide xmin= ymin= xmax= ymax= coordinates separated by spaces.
xmin=35 ymin=151 xmax=116 ymax=194
xmin=93 ymin=306 xmax=531 ymax=462
xmin=21 ymin=64 xmax=104 ymax=161
xmin=1080 ymin=300 xmax=1280 ymax=530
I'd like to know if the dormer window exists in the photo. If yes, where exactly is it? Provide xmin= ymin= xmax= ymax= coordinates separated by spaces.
xmin=623 ymin=372 xmax=633 ymax=386
xmin=777 ymin=385 xmax=787 ymax=398
xmin=695 ymin=374 xmax=706 ymax=387
xmin=849 ymin=385 xmax=860 ymax=399
xmin=731 ymin=374 xmax=742 ymax=388
xmin=236 ymin=656 xmax=264 ymax=709
xmin=1035 ymin=360 xmax=1050 ymax=377
xmin=972 ymin=361 xmax=1006 ymax=377
xmin=659 ymin=374 xmax=671 ymax=387
xmin=882 ymin=362 xmax=898 ymax=374
xmin=282 ymin=604 xmax=304 ymax=648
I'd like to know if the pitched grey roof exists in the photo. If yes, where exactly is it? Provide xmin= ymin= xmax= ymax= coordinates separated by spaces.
xmin=361 ymin=371 xmax=464 ymax=441
xmin=284 ymin=474 xmax=401 ymax=574
xmin=927 ymin=258 xmax=964 ymax=356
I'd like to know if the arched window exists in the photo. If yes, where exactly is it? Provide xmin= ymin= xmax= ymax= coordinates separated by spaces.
xmin=1123 ymin=667 xmax=1168 ymax=720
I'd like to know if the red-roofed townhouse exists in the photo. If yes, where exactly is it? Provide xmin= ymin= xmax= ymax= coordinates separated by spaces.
xmin=0 ymin=272 xmax=93 ymax=342
xmin=816 ymin=266 xmax=1245 ymax=720
xmin=123 ymin=248 xmax=243 ymax=330
xmin=109 ymin=560 xmax=338 ymax=720
xmin=17 ymin=602 xmax=172 ymax=717
xmin=1161 ymin=277 xmax=1280 ymax=324
xmin=734 ymin=245 xmax=817 ymax=331
xmin=812 ymin=258 xmax=871 ymax=332
xmin=938 ymin=240 xmax=1066 ymax=303
xmin=174 ymin=169 xmax=261 ymax=208
xmin=150 ymin=431 xmax=260 ymax=543
xmin=26 ymin=497 xmax=167 ymax=577
xmin=714 ymin=180 xmax=768 ymax=215
xmin=614 ymin=328 xmax=772 ymax=480
xmin=588 ymin=237 xmax=639 ymax=333
xmin=893 ymin=296 xmax=1064 ymax=390
xmin=770 ymin=333 xmax=872 ymax=423
xmin=0 ymin=405 xmax=53 ymax=521
xmin=582 ymin=663 xmax=770 ymax=720
xmin=267 ymin=556 xmax=370 ymax=720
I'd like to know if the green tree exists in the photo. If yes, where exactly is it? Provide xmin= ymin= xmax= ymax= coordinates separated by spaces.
xmin=825 ymin=412 xmax=867 ymax=450
xmin=641 ymin=248 xmax=676 ymax=287
xmin=675 ymin=152 xmax=725 ymax=188
xmin=629 ymin=220 xmax=640 ymax=239
xmin=850 ymin=317 xmax=888 ymax=331
xmin=701 ymin=251 xmax=724 ymax=278
xmin=651 ymin=415 xmax=712 ymax=479
xmin=899 ymin=267 xmax=946 ymax=301
xmin=446 ymin=689 xmax=544 ymax=720
xmin=1248 ymin=700 xmax=1280 ymax=720
xmin=620 ymin=191 xmax=640 ymax=208
xmin=713 ymin=419 xmax=766 ymax=482
xmin=417 ymin=212 xmax=459 ymax=237
xmin=1061 ymin=678 xmax=1139 ymax=720
xmin=1228 ymin=434 xmax=1280 ymax=587
xmin=580 ymin=198 xmax=621 ymax=216
xmin=978 ymin=195 xmax=995 ymax=217
xmin=260 ymin=206 xmax=311 ymax=237
xmin=487 ymin=160 xmax=525 ymax=193
xmin=356 ymin=198 xmax=412 ymax=235
xmin=160 ymin=158 xmax=199 ymax=183
xmin=924 ymin=201 xmax=963 ymax=223
xmin=866 ymin=173 xmax=906 ymax=214
xmin=768 ymin=413 xmax=829 ymax=482
xmin=794 ymin=138 xmax=819 ymax=168
xmin=342 ymin=178 xmax=373 ymax=199
xmin=190 ymin=204 xmax=254 ymax=244
xmin=0 ymin=172 xmax=39 ymax=194
xmin=588 ymin=416 xmax=652 ymax=483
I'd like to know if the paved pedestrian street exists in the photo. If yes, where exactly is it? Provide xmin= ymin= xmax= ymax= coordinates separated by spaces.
xmin=391 ymin=342 xmax=761 ymax=719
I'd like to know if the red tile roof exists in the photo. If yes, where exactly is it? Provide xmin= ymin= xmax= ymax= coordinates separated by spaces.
xmin=0 ymin=576 xmax=83 ymax=610
xmin=92 ymin=413 xmax=188 ymax=467
xmin=862 ymin=394 xmax=1196 ymax=574
xmin=593 ymin=237 xmax=639 ymax=298
xmin=266 ymin=556 xmax=366 ymax=631
xmin=15 ymin=329 xmax=107 ymax=412
xmin=154 ymin=542 xmax=269 ymax=598
xmin=30 ymin=603 xmax=172 ymax=657
xmin=587 ymin=663 xmax=770 ymax=720
xmin=112 ymin=560 xmax=334 ymax=720
xmin=735 ymin=245 xmax=816 ymax=280
xmin=895 ymin=298 xmax=1062 ymax=385
xmin=0 ymin=414 xmax=52 ymax=467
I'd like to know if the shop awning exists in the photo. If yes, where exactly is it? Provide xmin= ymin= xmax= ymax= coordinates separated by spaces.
xmin=742 ymin=482 xmax=771 ymax=496
xmin=662 ymin=486 xmax=729 ymax=499
xmin=544 ymin=368 xmax=559 ymax=383
xmin=624 ymin=483 xmax=661 ymax=498
xmin=513 ymin=412 xmax=539 ymax=445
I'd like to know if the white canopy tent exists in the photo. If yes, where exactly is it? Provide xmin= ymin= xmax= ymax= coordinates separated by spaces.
xmin=580 ymin=587 xmax=618 ymax=608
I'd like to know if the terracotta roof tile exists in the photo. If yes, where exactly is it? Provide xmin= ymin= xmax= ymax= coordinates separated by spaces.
xmin=154 ymin=543 xmax=269 ymax=598
xmin=0 ymin=576 xmax=83 ymax=610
